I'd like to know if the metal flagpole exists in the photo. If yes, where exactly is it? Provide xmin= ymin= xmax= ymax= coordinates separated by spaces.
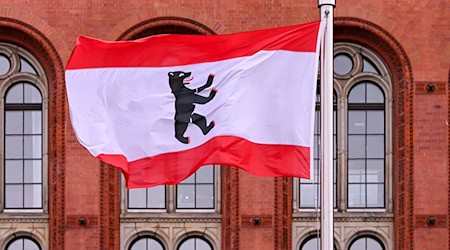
xmin=318 ymin=0 xmax=335 ymax=250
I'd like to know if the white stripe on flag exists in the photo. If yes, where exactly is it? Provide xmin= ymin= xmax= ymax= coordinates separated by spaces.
xmin=66 ymin=50 xmax=316 ymax=161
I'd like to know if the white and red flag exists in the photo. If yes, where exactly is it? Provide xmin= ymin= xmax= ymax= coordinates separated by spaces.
xmin=65 ymin=21 xmax=323 ymax=188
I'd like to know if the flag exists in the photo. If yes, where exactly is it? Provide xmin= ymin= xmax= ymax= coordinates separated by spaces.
xmin=65 ymin=21 xmax=323 ymax=188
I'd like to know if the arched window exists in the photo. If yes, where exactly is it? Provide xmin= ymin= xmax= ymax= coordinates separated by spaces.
xmin=1 ymin=43 xmax=47 ymax=212
xmin=5 ymin=236 xmax=41 ymax=250
xmin=177 ymin=236 xmax=213 ymax=250
xmin=128 ymin=236 xmax=165 ymax=250
xmin=347 ymin=82 xmax=385 ymax=208
xmin=349 ymin=235 xmax=384 ymax=250
xmin=299 ymin=92 xmax=337 ymax=208
xmin=293 ymin=41 xmax=393 ymax=249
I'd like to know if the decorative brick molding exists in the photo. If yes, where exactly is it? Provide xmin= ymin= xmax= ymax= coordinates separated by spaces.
xmin=240 ymin=215 xmax=272 ymax=228
xmin=335 ymin=17 xmax=414 ymax=250
xmin=274 ymin=177 xmax=292 ymax=249
xmin=414 ymin=81 xmax=447 ymax=95
xmin=0 ymin=13 xmax=68 ymax=250
xmin=415 ymin=214 xmax=448 ymax=228
xmin=106 ymin=6 xmax=227 ymax=40
xmin=99 ymin=164 xmax=121 ymax=250
xmin=221 ymin=167 xmax=240 ymax=250
xmin=66 ymin=215 xmax=99 ymax=228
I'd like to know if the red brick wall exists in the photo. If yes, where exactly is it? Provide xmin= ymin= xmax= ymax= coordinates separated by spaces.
xmin=0 ymin=1 xmax=448 ymax=249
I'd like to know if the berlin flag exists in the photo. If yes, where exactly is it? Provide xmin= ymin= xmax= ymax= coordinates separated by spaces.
xmin=65 ymin=21 xmax=323 ymax=188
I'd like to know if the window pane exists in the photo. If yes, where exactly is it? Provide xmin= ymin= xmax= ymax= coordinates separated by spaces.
xmin=6 ymin=83 xmax=24 ymax=103
xmin=196 ymin=166 xmax=213 ymax=183
xmin=196 ymin=185 xmax=214 ymax=208
xmin=5 ymin=111 xmax=23 ymax=134
xmin=350 ymin=238 xmax=365 ymax=250
xmin=24 ymin=135 xmax=42 ymax=158
xmin=367 ymin=184 xmax=384 ymax=207
xmin=24 ymin=160 xmax=42 ymax=183
xmin=300 ymin=184 xmax=318 ymax=207
xmin=363 ymin=58 xmax=379 ymax=74
xmin=367 ymin=237 xmax=383 ymax=250
xmin=5 ymin=185 xmax=23 ymax=208
xmin=182 ymin=173 xmax=195 ymax=183
xmin=366 ymin=111 xmax=384 ymax=134
xmin=24 ymin=83 xmax=42 ymax=103
xmin=179 ymin=238 xmax=212 ymax=250
xmin=366 ymin=135 xmax=384 ymax=158
xmin=24 ymin=111 xmax=42 ymax=134
xmin=24 ymin=184 xmax=42 ymax=208
xmin=348 ymin=135 xmax=365 ymax=158
xmin=195 ymin=238 xmax=212 ymax=250
xmin=0 ymin=54 xmax=10 ymax=75
xmin=130 ymin=238 xmax=146 ymax=250
xmin=334 ymin=54 xmax=353 ymax=75
xmin=23 ymin=239 xmax=40 ymax=250
xmin=128 ymin=188 xmax=146 ymax=208
xmin=147 ymin=238 xmax=164 ymax=250
xmin=179 ymin=238 xmax=195 ymax=250
xmin=348 ymin=160 xmax=365 ymax=183
xmin=177 ymin=185 xmax=195 ymax=208
xmin=20 ymin=57 xmax=38 ymax=75
xmin=348 ymin=84 xmax=365 ymax=103
xmin=367 ymin=160 xmax=384 ymax=182
xmin=147 ymin=185 xmax=165 ymax=208
xmin=6 ymin=238 xmax=23 ymax=250
xmin=366 ymin=83 xmax=384 ymax=103
xmin=5 ymin=160 xmax=23 ymax=183
xmin=5 ymin=135 xmax=23 ymax=159
xmin=349 ymin=111 xmax=366 ymax=134
xmin=348 ymin=184 xmax=366 ymax=207
xmin=301 ymin=237 xmax=320 ymax=250
xmin=313 ymin=135 xmax=320 ymax=158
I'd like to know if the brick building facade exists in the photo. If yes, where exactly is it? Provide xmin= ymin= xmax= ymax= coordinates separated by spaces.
xmin=0 ymin=1 xmax=448 ymax=249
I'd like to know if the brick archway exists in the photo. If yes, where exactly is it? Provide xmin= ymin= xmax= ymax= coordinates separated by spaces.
xmin=334 ymin=17 xmax=414 ymax=250
xmin=106 ymin=7 xmax=227 ymax=41
xmin=0 ymin=8 xmax=69 ymax=250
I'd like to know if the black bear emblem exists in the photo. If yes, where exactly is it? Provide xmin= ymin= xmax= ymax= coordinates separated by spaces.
xmin=168 ymin=71 xmax=217 ymax=144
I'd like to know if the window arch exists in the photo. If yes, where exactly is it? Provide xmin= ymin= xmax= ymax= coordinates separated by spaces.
xmin=0 ymin=42 xmax=48 ymax=212
xmin=348 ymin=235 xmax=384 ymax=250
xmin=128 ymin=235 xmax=165 ymax=250
xmin=5 ymin=236 xmax=41 ymax=250
xmin=177 ymin=236 xmax=214 ymax=250
xmin=299 ymin=234 xmax=337 ymax=250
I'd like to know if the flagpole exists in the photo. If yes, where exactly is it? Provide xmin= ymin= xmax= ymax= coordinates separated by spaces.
xmin=318 ymin=0 xmax=335 ymax=250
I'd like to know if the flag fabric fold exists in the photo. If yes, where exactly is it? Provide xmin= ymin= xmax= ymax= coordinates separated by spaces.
xmin=65 ymin=21 xmax=322 ymax=188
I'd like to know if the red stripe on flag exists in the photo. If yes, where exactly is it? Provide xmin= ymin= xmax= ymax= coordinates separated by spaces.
xmin=66 ymin=21 xmax=320 ymax=69
xmin=98 ymin=136 xmax=310 ymax=189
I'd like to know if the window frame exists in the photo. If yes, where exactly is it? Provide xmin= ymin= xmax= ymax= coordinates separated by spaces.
xmin=0 ymin=43 xmax=48 ymax=214
xmin=294 ymin=42 xmax=393 ymax=214
xmin=122 ymin=165 xmax=221 ymax=214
